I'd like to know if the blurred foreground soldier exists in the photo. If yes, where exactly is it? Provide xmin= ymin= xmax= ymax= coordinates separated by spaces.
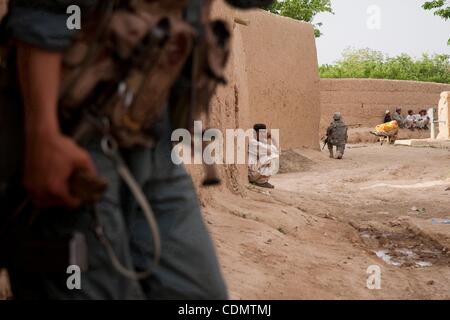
xmin=248 ymin=124 xmax=279 ymax=189
xmin=0 ymin=0 xmax=272 ymax=300
xmin=326 ymin=113 xmax=348 ymax=160
xmin=405 ymin=110 xmax=416 ymax=130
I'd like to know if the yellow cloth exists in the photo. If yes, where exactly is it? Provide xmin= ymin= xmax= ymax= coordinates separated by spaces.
xmin=375 ymin=120 xmax=399 ymax=134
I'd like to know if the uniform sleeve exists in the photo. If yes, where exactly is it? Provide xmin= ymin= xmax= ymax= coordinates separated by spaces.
xmin=7 ymin=1 xmax=96 ymax=50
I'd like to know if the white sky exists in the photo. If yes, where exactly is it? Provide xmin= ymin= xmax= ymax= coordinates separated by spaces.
xmin=314 ymin=0 xmax=450 ymax=65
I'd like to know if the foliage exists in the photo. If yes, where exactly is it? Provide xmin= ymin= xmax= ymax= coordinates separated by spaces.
xmin=422 ymin=0 xmax=450 ymax=45
xmin=319 ymin=48 xmax=450 ymax=84
xmin=261 ymin=0 xmax=333 ymax=37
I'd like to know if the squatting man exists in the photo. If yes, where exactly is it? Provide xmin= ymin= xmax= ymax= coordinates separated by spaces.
xmin=171 ymin=122 xmax=281 ymax=189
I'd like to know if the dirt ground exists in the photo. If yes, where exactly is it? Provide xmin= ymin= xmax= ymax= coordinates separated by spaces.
xmin=205 ymin=144 xmax=450 ymax=299
xmin=2 ymin=143 xmax=450 ymax=300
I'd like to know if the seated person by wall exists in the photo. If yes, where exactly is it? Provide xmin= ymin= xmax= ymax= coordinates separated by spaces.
xmin=392 ymin=108 xmax=406 ymax=128
xmin=405 ymin=110 xmax=416 ymax=129
xmin=404 ymin=109 xmax=430 ymax=130
xmin=415 ymin=109 xmax=431 ymax=129
xmin=248 ymin=124 xmax=279 ymax=189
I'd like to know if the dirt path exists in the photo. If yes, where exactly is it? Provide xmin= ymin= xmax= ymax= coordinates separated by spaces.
xmin=205 ymin=144 xmax=450 ymax=299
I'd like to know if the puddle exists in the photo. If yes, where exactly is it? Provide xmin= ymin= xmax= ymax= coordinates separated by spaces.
xmin=358 ymin=228 xmax=450 ymax=268
xmin=360 ymin=231 xmax=372 ymax=239
xmin=416 ymin=261 xmax=433 ymax=268
xmin=375 ymin=250 xmax=402 ymax=267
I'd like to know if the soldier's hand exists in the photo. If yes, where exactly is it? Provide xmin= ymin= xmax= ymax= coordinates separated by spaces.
xmin=23 ymin=130 xmax=97 ymax=209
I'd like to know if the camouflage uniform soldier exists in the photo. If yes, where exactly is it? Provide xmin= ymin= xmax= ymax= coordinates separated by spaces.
xmin=326 ymin=112 xmax=348 ymax=160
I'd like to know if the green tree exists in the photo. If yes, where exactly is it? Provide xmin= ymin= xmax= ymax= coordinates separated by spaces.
xmin=319 ymin=48 xmax=450 ymax=84
xmin=262 ymin=0 xmax=333 ymax=37
xmin=422 ymin=0 xmax=450 ymax=44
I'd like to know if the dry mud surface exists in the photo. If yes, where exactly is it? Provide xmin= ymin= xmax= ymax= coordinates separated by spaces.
xmin=1 ymin=144 xmax=449 ymax=300
xmin=204 ymin=144 xmax=450 ymax=299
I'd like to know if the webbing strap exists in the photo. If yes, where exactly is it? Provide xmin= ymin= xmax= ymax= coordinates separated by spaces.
xmin=93 ymin=135 xmax=161 ymax=281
